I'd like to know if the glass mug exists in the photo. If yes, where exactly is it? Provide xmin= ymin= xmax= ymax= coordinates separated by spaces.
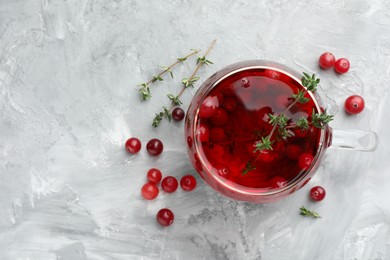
xmin=185 ymin=60 xmax=377 ymax=203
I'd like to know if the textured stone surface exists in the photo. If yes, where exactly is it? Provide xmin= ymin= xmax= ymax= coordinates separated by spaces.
xmin=1 ymin=0 xmax=389 ymax=259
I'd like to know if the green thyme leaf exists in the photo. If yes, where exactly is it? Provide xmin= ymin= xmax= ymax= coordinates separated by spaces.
xmin=296 ymin=116 xmax=309 ymax=130
xmin=242 ymin=161 xmax=256 ymax=176
xmin=300 ymin=206 xmax=321 ymax=218
xmin=182 ymin=76 xmax=200 ymax=88
xmin=197 ymin=56 xmax=213 ymax=65
xmin=268 ymin=113 xmax=288 ymax=128
xmin=152 ymin=107 xmax=172 ymax=127
xmin=152 ymin=112 xmax=164 ymax=127
xmin=311 ymin=109 xmax=334 ymax=129
xmin=254 ymin=136 xmax=274 ymax=152
xmin=138 ymin=83 xmax=151 ymax=101
xmin=292 ymin=90 xmax=310 ymax=104
xmin=301 ymin=73 xmax=320 ymax=92
xmin=160 ymin=66 xmax=174 ymax=78
xmin=152 ymin=75 xmax=163 ymax=82
xmin=278 ymin=127 xmax=292 ymax=139
xmin=167 ymin=94 xmax=183 ymax=106
xmin=163 ymin=106 xmax=172 ymax=121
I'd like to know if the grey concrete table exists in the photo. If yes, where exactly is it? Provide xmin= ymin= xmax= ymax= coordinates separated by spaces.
xmin=1 ymin=0 xmax=389 ymax=259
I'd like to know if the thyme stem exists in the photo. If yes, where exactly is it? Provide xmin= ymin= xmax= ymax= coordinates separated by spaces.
xmin=168 ymin=39 xmax=217 ymax=112
xmin=146 ymin=49 xmax=200 ymax=86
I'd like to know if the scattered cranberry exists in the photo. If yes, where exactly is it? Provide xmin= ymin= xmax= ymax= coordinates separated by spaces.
xmin=319 ymin=52 xmax=336 ymax=69
xmin=172 ymin=107 xmax=185 ymax=121
xmin=210 ymin=108 xmax=229 ymax=126
xmin=344 ymin=95 xmax=365 ymax=114
xmin=147 ymin=168 xmax=162 ymax=184
xmin=223 ymin=97 xmax=237 ymax=112
xmin=298 ymin=153 xmax=314 ymax=170
xmin=310 ymin=186 xmax=326 ymax=201
xmin=180 ymin=175 xmax=197 ymax=191
xmin=146 ymin=138 xmax=164 ymax=156
xmin=161 ymin=176 xmax=178 ymax=193
xmin=141 ymin=182 xmax=159 ymax=200
xmin=270 ymin=176 xmax=287 ymax=189
xmin=199 ymin=96 xmax=219 ymax=118
xmin=209 ymin=127 xmax=225 ymax=142
xmin=334 ymin=58 xmax=350 ymax=74
xmin=156 ymin=208 xmax=174 ymax=226
xmin=197 ymin=123 xmax=209 ymax=142
xmin=125 ymin=138 xmax=141 ymax=154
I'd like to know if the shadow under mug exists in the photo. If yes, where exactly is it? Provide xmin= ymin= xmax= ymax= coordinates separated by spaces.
xmin=185 ymin=60 xmax=377 ymax=203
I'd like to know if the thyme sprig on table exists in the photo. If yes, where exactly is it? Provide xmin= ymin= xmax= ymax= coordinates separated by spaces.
xmin=300 ymin=206 xmax=321 ymax=218
xmin=138 ymin=49 xmax=200 ymax=101
xmin=152 ymin=40 xmax=217 ymax=127
xmin=242 ymin=73 xmax=334 ymax=175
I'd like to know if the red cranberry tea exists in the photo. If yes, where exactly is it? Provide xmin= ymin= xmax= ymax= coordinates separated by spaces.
xmin=195 ymin=69 xmax=321 ymax=190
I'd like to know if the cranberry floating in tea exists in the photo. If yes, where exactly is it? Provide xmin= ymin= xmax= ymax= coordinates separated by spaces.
xmin=185 ymin=60 xmax=377 ymax=203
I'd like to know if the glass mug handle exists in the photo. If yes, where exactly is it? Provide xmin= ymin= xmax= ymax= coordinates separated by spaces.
xmin=329 ymin=128 xmax=378 ymax=151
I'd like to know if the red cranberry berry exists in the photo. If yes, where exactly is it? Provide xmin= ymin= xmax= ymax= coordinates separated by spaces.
xmin=241 ymin=78 xmax=250 ymax=88
xmin=216 ymin=93 xmax=224 ymax=104
xmin=207 ymin=144 xmax=224 ymax=161
xmin=125 ymin=138 xmax=141 ymax=154
xmin=197 ymin=123 xmax=209 ymax=142
xmin=172 ymin=107 xmax=185 ymax=121
xmin=310 ymin=186 xmax=326 ymax=201
xmin=334 ymin=58 xmax=350 ymax=74
xmin=146 ymin=138 xmax=163 ymax=156
xmin=147 ymin=168 xmax=162 ymax=184
xmin=319 ymin=52 xmax=336 ymax=69
xmin=298 ymin=153 xmax=314 ymax=170
xmin=285 ymin=144 xmax=302 ymax=160
xmin=209 ymin=127 xmax=225 ymax=142
xmin=344 ymin=95 xmax=365 ymax=115
xmin=259 ymin=150 xmax=279 ymax=164
xmin=223 ymin=97 xmax=237 ymax=112
xmin=293 ymin=128 xmax=309 ymax=138
xmin=210 ymin=108 xmax=229 ymax=126
xmin=199 ymin=96 xmax=219 ymax=118
xmin=141 ymin=183 xmax=159 ymax=200
xmin=156 ymin=208 xmax=174 ymax=226
xmin=180 ymin=175 xmax=197 ymax=191
xmin=161 ymin=176 xmax=178 ymax=193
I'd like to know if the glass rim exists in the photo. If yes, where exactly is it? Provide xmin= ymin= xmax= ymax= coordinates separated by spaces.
xmin=192 ymin=61 xmax=327 ymax=197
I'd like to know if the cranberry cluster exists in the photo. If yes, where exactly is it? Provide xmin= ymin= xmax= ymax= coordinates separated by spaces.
xmin=125 ymin=138 xmax=197 ymax=226
xmin=319 ymin=53 xmax=365 ymax=115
